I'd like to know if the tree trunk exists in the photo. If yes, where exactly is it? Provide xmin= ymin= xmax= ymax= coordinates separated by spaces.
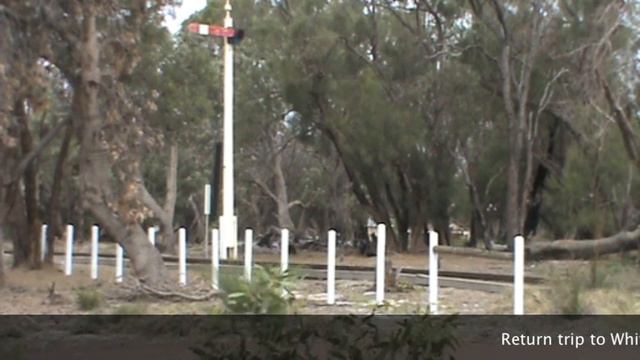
xmin=161 ymin=140 xmax=178 ymax=252
xmin=0 ymin=141 xmax=18 ymax=277
xmin=0 ymin=226 xmax=5 ymax=286
xmin=469 ymin=210 xmax=478 ymax=247
xmin=501 ymin=41 xmax=522 ymax=246
xmin=523 ymin=117 xmax=565 ymax=236
xmin=7 ymin=180 xmax=28 ymax=267
xmin=482 ymin=1 xmax=541 ymax=247
xmin=273 ymin=148 xmax=295 ymax=232
xmin=0 ymin=11 xmax=10 ymax=285
xmin=408 ymin=220 xmax=426 ymax=252
xmin=14 ymin=98 xmax=41 ymax=268
xmin=132 ymin=141 xmax=178 ymax=254
xmin=46 ymin=120 xmax=73 ymax=264
xmin=75 ymin=3 xmax=166 ymax=286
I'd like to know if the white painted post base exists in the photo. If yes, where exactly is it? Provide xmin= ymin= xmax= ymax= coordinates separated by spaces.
xmin=376 ymin=224 xmax=386 ymax=305
xmin=281 ymin=228 xmax=289 ymax=274
xmin=244 ymin=229 xmax=253 ymax=281
xmin=428 ymin=231 xmax=439 ymax=314
xmin=115 ymin=244 xmax=124 ymax=283
xmin=204 ymin=184 xmax=211 ymax=259
xmin=91 ymin=225 xmax=99 ymax=280
xmin=219 ymin=215 xmax=238 ymax=260
xmin=514 ymin=235 xmax=525 ymax=315
xmin=40 ymin=224 xmax=48 ymax=262
xmin=65 ymin=225 xmax=74 ymax=276
xmin=211 ymin=229 xmax=219 ymax=290
xmin=148 ymin=227 xmax=156 ymax=246
xmin=179 ymin=228 xmax=187 ymax=286
xmin=327 ymin=229 xmax=336 ymax=305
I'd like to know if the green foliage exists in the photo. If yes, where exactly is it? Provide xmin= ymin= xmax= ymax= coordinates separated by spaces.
xmin=221 ymin=266 xmax=296 ymax=314
xmin=75 ymin=287 xmax=103 ymax=311
xmin=544 ymin=127 xmax=640 ymax=239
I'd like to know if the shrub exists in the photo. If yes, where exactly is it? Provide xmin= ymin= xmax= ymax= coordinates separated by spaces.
xmin=75 ymin=287 xmax=103 ymax=311
xmin=221 ymin=265 xmax=296 ymax=314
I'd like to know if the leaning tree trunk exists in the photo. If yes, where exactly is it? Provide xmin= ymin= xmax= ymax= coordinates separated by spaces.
xmin=136 ymin=141 xmax=179 ymax=254
xmin=74 ymin=4 xmax=166 ymax=286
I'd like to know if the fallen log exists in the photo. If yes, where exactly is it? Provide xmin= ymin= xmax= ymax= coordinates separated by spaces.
xmin=526 ymin=226 xmax=640 ymax=260
xmin=434 ymin=246 xmax=514 ymax=261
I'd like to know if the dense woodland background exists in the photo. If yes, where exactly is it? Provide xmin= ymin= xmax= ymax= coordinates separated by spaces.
xmin=0 ymin=0 xmax=638 ymax=286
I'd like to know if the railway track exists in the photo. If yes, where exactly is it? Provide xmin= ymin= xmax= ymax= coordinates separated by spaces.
xmin=8 ymin=250 xmax=546 ymax=293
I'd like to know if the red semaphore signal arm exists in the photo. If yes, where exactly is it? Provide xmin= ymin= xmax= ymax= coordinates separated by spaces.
xmin=188 ymin=23 xmax=237 ymax=38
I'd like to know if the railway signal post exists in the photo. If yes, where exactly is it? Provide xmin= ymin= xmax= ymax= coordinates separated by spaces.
xmin=188 ymin=0 xmax=244 ymax=260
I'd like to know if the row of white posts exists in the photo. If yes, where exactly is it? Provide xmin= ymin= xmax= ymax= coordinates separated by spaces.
xmin=42 ymin=223 xmax=525 ymax=314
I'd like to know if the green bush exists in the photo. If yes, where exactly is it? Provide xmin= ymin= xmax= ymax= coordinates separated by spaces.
xmin=221 ymin=265 xmax=296 ymax=314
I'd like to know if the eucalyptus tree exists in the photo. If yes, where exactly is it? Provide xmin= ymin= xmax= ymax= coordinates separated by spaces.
xmin=126 ymin=23 xmax=221 ymax=252
xmin=0 ymin=0 xmax=182 ymax=285
xmin=233 ymin=0 xmax=471 ymax=250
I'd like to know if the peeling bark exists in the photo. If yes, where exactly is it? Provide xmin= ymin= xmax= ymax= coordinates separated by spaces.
xmin=74 ymin=3 xmax=167 ymax=286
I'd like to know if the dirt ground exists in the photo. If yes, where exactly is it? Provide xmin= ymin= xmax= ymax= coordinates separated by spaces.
xmin=1 ymin=246 xmax=639 ymax=315
xmin=0 ymin=252 xmax=516 ymax=315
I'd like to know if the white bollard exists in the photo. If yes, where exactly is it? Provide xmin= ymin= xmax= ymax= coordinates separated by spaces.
xmin=244 ymin=229 xmax=253 ymax=281
xmin=428 ymin=231 xmax=439 ymax=314
xmin=65 ymin=224 xmax=73 ymax=276
xmin=115 ymin=243 xmax=124 ymax=283
xmin=327 ymin=229 xmax=336 ymax=305
xmin=179 ymin=228 xmax=187 ymax=286
xmin=40 ymin=224 xmax=48 ymax=261
xmin=148 ymin=227 xmax=156 ymax=246
xmin=514 ymin=235 xmax=525 ymax=315
xmin=204 ymin=184 xmax=211 ymax=259
xmin=281 ymin=228 xmax=289 ymax=274
xmin=211 ymin=229 xmax=219 ymax=290
xmin=376 ymin=223 xmax=386 ymax=305
xmin=91 ymin=225 xmax=99 ymax=280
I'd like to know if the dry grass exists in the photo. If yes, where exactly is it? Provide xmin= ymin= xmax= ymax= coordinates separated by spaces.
xmin=525 ymin=256 xmax=640 ymax=314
